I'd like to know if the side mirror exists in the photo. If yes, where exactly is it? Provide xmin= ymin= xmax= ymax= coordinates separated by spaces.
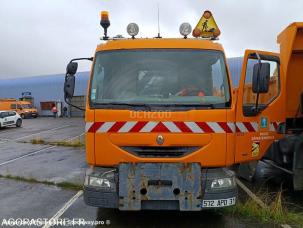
xmin=64 ymin=75 xmax=75 ymax=99
xmin=66 ymin=62 xmax=78 ymax=75
xmin=252 ymin=62 xmax=270 ymax=94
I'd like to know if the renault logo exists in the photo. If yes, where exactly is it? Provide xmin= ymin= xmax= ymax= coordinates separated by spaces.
xmin=156 ymin=135 xmax=164 ymax=145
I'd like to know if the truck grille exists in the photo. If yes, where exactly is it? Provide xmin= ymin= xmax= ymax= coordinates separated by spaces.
xmin=121 ymin=146 xmax=200 ymax=158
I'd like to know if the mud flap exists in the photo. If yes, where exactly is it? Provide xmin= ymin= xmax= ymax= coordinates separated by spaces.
xmin=293 ymin=134 xmax=303 ymax=191
xmin=118 ymin=163 xmax=202 ymax=211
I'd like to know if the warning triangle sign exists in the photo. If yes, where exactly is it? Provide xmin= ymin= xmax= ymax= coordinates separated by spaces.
xmin=192 ymin=10 xmax=221 ymax=39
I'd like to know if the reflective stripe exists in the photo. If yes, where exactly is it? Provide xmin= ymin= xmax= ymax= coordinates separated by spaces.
xmin=118 ymin=121 xmax=138 ymax=133
xmin=207 ymin=122 xmax=225 ymax=133
xmin=227 ymin=122 xmax=236 ymax=133
xmin=236 ymin=122 xmax=248 ymax=133
xmin=185 ymin=122 xmax=204 ymax=133
xmin=140 ymin=121 xmax=158 ymax=132
xmin=85 ymin=122 xmax=93 ymax=132
xmin=97 ymin=122 xmax=115 ymax=133
xmin=163 ymin=122 xmax=181 ymax=133
xmin=86 ymin=121 xmax=262 ymax=133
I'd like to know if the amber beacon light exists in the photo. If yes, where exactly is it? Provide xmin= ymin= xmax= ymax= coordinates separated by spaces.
xmin=100 ymin=11 xmax=110 ymax=40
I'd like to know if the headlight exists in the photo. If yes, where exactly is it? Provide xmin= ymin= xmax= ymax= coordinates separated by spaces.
xmin=89 ymin=177 xmax=111 ymax=188
xmin=211 ymin=177 xmax=235 ymax=189
xmin=84 ymin=168 xmax=116 ymax=190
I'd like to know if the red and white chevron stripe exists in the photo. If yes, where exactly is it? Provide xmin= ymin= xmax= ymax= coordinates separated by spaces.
xmin=235 ymin=122 xmax=259 ymax=133
xmin=85 ymin=121 xmax=264 ymax=134
xmin=269 ymin=122 xmax=280 ymax=132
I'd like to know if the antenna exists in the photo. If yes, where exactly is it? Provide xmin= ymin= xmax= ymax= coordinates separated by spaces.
xmin=156 ymin=3 xmax=162 ymax=38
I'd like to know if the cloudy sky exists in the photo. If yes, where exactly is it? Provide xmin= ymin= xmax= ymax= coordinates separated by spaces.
xmin=0 ymin=0 xmax=302 ymax=79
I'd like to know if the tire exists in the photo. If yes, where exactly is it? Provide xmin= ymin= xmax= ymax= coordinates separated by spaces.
xmin=16 ymin=119 xmax=22 ymax=127
xmin=20 ymin=114 xmax=25 ymax=119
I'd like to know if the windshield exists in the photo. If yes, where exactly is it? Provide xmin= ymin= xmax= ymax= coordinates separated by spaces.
xmin=21 ymin=104 xmax=33 ymax=109
xmin=90 ymin=49 xmax=230 ymax=109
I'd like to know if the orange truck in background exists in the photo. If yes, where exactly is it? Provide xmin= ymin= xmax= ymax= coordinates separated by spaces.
xmin=0 ymin=98 xmax=38 ymax=119
xmin=63 ymin=11 xmax=303 ymax=211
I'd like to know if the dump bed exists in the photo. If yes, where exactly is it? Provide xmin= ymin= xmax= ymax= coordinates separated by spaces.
xmin=278 ymin=22 xmax=303 ymax=118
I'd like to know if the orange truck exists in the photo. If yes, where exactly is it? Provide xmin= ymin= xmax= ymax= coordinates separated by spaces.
xmin=63 ymin=11 xmax=303 ymax=210
xmin=0 ymin=98 xmax=38 ymax=119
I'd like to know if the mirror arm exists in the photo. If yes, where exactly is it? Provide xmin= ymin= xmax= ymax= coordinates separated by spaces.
xmin=69 ymin=57 xmax=93 ymax=63
xmin=64 ymin=96 xmax=85 ymax=111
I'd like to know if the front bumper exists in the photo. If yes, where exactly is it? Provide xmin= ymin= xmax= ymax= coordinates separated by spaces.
xmin=23 ymin=112 xmax=38 ymax=118
xmin=31 ymin=112 xmax=38 ymax=117
xmin=84 ymin=163 xmax=237 ymax=211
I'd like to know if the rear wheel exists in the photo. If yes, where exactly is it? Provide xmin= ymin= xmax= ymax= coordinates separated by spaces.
xmin=20 ymin=113 xmax=25 ymax=119
xmin=16 ymin=119 xmax=22 ymax=127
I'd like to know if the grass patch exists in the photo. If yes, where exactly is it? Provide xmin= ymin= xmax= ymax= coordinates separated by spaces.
xmin=29 ymin=138 xmax=84 ymax=148
xmin=0 ymin=174 xmax=82 ymax=191
xmin=30 ymin=138 xmax=45 ymax=144
xmin=49 ymin=140 xmax=84 ymax=148
xmin=225 ymin=189 xmax=303 ymax=226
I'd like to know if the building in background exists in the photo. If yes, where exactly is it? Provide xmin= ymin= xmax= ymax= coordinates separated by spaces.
xmin=0 ymin=72 xmax=88 ymax=117
xmin=227 ymin=57 xmax=243 ymax=87
xmin=0 ymin=58 xmax=243 ymax=117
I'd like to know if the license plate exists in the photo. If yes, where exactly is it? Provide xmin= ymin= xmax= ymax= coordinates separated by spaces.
xmin=202 ymin=197 xmax=236 ymax=208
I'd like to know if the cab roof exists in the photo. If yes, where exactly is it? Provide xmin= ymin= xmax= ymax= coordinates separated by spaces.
xmin=96 ymin=38 xmax=224 ymax=52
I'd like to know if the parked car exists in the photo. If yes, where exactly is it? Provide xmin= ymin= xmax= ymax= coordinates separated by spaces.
xmin=0 ymin=111 xmax=22 ymax=128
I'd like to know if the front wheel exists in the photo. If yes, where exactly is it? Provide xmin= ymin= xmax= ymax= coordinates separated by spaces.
xmin=16 ymin=119 xmax=22 ymax=127
xmin=20 ymin=114 xmax=25 ymax=119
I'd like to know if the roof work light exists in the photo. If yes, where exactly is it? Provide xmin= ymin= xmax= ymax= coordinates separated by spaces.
xmin=100 ymin=11 xmax=110 ymax=40
xmin=127 ymin=23 xmax=139 ymax=38
xmin=179 ymin=23 xmax=192 ymax=38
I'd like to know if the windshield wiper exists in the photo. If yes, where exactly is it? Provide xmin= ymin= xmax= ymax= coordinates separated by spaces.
xmin=94 ymin=102 xmax=229 ymax=110
xmin=155 ymin=103 xmax=215 ymax=109
xmin=95 ymin=102 xmax=152 ymax=110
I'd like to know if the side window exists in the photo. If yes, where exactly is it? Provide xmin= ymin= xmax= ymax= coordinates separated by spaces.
xmin=243 ymin=58 xmax=279 ymax=106
xmin=2 ymin=112 xmax=9 ymax=118
xmin=211 ymin=58 xmax=228 ymax=98
xmin=17 ymin=104 xmax=22 ymax=109
xmin=11 ymin=104 xmax=17 ymax=109
xmin=91 ymin=65 xmax=104 ymax=102
xmin=8 ymin=112 xmax=16 ymax=117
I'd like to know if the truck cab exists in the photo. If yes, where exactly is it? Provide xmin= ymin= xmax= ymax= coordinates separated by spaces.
xmin=64 ymin=11 xmax=284 ymax=210
xmin=84 ymin=38 xmax=237 ymax=210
